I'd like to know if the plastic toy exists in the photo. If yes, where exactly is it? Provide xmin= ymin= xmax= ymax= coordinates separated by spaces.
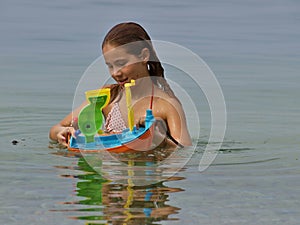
xmin=68 ymin=80 xmax=156 ymax=153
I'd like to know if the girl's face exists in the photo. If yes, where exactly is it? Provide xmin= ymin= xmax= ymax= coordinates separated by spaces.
xmin=103 ymin=43 xmax=149 ymax=86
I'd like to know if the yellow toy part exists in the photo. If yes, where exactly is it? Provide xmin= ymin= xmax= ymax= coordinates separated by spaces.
xmin=124 ymin=80 xmax=136 ymax=131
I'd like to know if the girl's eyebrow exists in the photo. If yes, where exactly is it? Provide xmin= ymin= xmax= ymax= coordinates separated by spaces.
xmin=115 ymin=59 xmax=127 ymax=63
xmin=106 ymin=58 xmax=126 ymax=64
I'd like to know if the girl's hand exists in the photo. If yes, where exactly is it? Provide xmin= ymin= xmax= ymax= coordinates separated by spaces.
xmin=57 ymin=127 xmax=75 ymax=147
xmin=136 ymin=117 xmax=168 ymax=148
xmin=136 ymin=116 xmax=146 ymax=129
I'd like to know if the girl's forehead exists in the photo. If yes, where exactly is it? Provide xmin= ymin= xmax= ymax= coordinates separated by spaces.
xmin=103 ymin=44 xmax=128 ymax=58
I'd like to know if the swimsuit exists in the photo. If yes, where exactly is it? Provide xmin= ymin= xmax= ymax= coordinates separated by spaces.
xmin=104 ymin=103 xmax=127 ymax=133
xmin=104 ymin=84 xmax=154 ymax=133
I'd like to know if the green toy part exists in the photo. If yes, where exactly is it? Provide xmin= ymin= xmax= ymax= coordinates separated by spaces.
xmin=78 ymin=88 xmax=110 ymax=143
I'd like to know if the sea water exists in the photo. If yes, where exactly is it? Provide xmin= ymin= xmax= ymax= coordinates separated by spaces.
xmin=0 ymin=0 xmax=299 ymax=224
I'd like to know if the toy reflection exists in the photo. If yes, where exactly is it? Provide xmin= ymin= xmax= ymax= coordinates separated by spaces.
xmin=62 ymin=156 xmax=184 ymax=225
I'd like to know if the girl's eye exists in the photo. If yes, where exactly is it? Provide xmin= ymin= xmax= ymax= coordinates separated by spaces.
xmin=115 ymin=60 xmax=127 ymax=67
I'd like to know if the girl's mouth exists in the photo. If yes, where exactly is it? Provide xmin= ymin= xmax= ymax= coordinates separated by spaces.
xmin=118 ymin=79 xmax=128 ymax=85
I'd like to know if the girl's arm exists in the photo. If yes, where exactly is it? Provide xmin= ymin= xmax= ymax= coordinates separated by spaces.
xmin=49 ymin=113 xmax=74 ymax=147
xmin=49 ymin=102 xmax=87 ymax=147
xmin=163 ymin=98 xmax=192 ymax=147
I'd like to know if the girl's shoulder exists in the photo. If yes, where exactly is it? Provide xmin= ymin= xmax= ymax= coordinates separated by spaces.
xmin=154 ymin=87 xmax=181 ymax=105
xmin=154 ymin=95 xmax=183 ymax=115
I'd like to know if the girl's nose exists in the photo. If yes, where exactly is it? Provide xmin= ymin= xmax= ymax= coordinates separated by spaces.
xmin=112 ymin=67 xmax=122 ymax=77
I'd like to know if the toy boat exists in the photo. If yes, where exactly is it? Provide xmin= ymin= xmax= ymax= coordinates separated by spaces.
xmin=68 ymin=80 xmax=156 ymax=153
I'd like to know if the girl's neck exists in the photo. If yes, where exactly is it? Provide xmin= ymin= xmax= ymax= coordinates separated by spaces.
xmin=130 ymin=77 xmax=153 ymax=100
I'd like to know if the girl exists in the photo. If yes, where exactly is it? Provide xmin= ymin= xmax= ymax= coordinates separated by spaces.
xmin=49 ymin=22 xmax=191 ymax=148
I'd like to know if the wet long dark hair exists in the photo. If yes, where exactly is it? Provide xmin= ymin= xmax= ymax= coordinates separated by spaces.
xmin=102 ymin=22 xmax=175 ymax=103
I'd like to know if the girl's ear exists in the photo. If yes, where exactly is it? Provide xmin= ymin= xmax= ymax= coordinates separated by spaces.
xmin=140 ymin=48 xmax=150 ymax=64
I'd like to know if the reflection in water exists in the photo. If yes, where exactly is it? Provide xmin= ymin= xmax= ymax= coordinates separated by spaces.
xmin=53 ymin=151 xmax=186 ymax=225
